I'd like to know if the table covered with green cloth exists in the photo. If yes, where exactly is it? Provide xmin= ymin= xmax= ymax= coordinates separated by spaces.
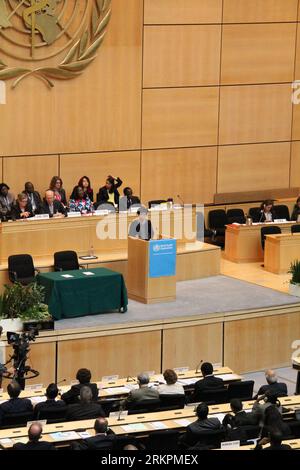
xmin=37 ymin=268 xmax=128 ymax=320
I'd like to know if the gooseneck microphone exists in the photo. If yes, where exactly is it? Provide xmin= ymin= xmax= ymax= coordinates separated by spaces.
xmin=195 ymin=359 xmax=203 ymax=374
xmin=177 ymin=194 xmax=184 ymax=206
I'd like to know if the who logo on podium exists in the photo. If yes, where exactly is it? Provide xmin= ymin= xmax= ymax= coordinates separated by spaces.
xmin=149 ymin=239 xmax=177 ymax=278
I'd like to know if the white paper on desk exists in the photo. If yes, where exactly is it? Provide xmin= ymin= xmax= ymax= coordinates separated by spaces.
xmin=0 ymin=438 xmax=13 ymax=446
xmin=215 ymin=374 xmax=240 ymax=381
xmin=173 ymin=419 xmax=192 ymax=427
xmin=31 ymin=396 xmax=47 ymax=405
xmin=121 ymin=423 xmax=148 ymax=432
xmin=12 ymin=437 xmax=28 ymax=444
xmin=0 ymin=400 xmax=7 ymax=405
xmin=178 ymin=378 xmax=198 ymax=386
xmin=126 ymin=384 xmax=139 ymax=390
xmin=61 ymin=274 xmax=74 ymax=278
xmin=82 ymin=272 xmax=95 ymax=276
xmin=103 ymin=387 xmax=130 ymax=394
xmin=78 ymin=432 xmax=92 ymax=439
xmin=150 ymin=421 xmax=168 ymax=430
xmin=50 ymin=431 xmax=79 ymax=441
xmin=210 ymin=413 xmax=226 ymax=422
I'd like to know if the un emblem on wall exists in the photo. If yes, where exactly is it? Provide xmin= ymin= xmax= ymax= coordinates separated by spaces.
xmin=0 ymin=0 xmax=111 ymax=88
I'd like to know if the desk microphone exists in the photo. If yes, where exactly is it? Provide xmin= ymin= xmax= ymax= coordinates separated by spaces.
xmin=195 ymin=359 xmax=203 ymax=374
xmin=259 ymin=210 xmax=264 ymax=223
xmin=118 ymin=401 xmax=125 ymax=421
xmin=177 ymin=194 xmax=185 ymax=207
xmin=56 ymin=378 xmax=66 ymax=385
xmin=126 ymin=376 xmax=136 ymax=383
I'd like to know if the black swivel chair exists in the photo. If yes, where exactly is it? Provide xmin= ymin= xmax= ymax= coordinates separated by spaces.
xmin=291 ymin=224 xmax=300 ymax=234
xmin=54 ymin=250 xmax=81 ymax=271
xmin=226 ymin=209 xmax=245 ymax=224
xmin=261 ymin=226 xmax=281 ymax=251
xmin=208 ymin=209 xmax=228 ymax=248
xmin=35 ymin=406 xmax=68 ymax=424
xmin=127 ymin=399 xmax=161 ymax=415
xmin=197 ymin=388 xmax=229 ymax=405
xmin=248 ymin=207 xmax=261 ymax=222
xmin=148 ymin=199 xmax=167 ymax=209
xmin=1 ymin=411 xmax=35 ymax=428
xmin=227 ymin=380 xmax=254 ymax=401
xmin=8 ymin=254 xmax=39 ymax=285
xmin=159 ymin=394 xmax=186 ymax=411
xmin=273 ymin=205 xmax=290 ymax=221
xmin=147 ymin=430 xmax=180 ymax=451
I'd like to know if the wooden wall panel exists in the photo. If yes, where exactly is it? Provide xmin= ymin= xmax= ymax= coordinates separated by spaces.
xmin=290 ymin=141 xmax=300 ymax=188
xmin=224 ymin=313 xmax=300 ymax=373
xmin=57 ymin=331 xmax=161 ymax=383
xmin=221 ymin=24 xmax=296 ymax=85
xmin=141 ymin=147 xmax=217 ymax=204
xmin=223 ymin=0 xmax=298 ymax=23
xmin=218 ymin=143 xmax=291 ymax=193
xmin=142 ymin=87 xmax=219 ymax=149
xmin=144 ymin=0 xmax=222 ymax=25
xmin=3 ymin=155 xmax=59 ymax=197
xmin=60 ymin=151 xmax=141 ymax=202
xmin=0 ymin=0 xmax=143 ymax=156
xmin=143 ymin=25 xmax=221 ymax=88
xmin=219 ymin=84 xmax=293 ymax=145
xmin=0 ymin=158 xmax=2 ymax=183
xmin=162 ymin=323 xmax=223 ymax=371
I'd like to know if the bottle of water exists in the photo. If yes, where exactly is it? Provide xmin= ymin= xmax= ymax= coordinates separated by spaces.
xmin=89 ymin=245 xmax=94 ymax=257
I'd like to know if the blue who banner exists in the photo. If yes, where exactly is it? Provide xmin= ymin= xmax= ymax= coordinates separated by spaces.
xmin=149 ymin=239 xmax=177 ymax=278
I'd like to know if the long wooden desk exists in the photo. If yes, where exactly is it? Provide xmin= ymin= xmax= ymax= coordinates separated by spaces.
xmin=264 ymin=233 xmax=300 ymax=274
xmin=1 ymin=394 xmax=300 ymax=449
xmin=225 ymin=221 xmax=300 ymax=263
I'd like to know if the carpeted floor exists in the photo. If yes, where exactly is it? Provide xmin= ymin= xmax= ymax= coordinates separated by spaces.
xmin=54 ymin=275 xmax=300 ymax=330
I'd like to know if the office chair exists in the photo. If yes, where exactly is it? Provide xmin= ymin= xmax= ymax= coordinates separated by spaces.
xmin=54 ymin=250 xmax=81 ymax=271
xmin=226 ymin=208 xmax=245 ymax=224
xmin=8 ymin=254 xmax=39 ymax=285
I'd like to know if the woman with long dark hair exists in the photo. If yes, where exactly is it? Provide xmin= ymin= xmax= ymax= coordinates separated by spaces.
xmin=69 ymin=186 xmax=92 ymax=213
xmin=96 ymin=175 xmax=122 ymax=207
xmin=49 ymin=176 xmax=67 ymax=206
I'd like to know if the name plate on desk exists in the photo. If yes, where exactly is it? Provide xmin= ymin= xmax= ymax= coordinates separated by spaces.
xmin=101 ymin=375 xmax=119 ymax=382
xmin=174 ymin=367 xmax=189 ymax=374
xmin=25 ymin=384 xmax=43 ymax=391
xmin=94 ymin=210 xmax=109 ymax=216
xmin=274 ymin=219 xmax=287 ymax=223
xmin=221 ymin=440 xmax=240 ymax=450
xmin=67 ymin=212 xmax=82 ymax=218
xmin=34 ymin=214 xmax=49 ymax=220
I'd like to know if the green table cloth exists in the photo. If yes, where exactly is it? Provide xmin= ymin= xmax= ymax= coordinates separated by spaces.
xmin=37 ymin=268 xmax=128 ymax=320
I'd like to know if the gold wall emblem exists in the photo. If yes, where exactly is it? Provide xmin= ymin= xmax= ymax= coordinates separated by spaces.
xmin=0 ymin=0 xmax=112 ymax=88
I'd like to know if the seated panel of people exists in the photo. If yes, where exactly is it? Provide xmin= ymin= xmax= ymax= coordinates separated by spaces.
xmin=253 ymin=369 xmax=287 ymax=399
xmin=13 ymin=422 xmax=56 ymax=451
xmin=34 ymin=383 xmax=66 ymax=420
xmin=157 ymin=369 xmax=185 ymax=396
xmin=66 ymin=386 xmax=105 ymax=421
xmin=49 ymin=176 xmax=67 ymax=206
xmin=190 ymin=362 xmax=225 ymax=403
xmin=96 ymin=175 xmax=122 ymax=207
xmin=40 ymin=190 xmax=66 ymax=218
xmin=0 ymin=381 xmax=33 ymax=425
xmin=11 ymin=193 xmax=34 ymax=220
xmin=24 ymin=181 xmax=42 ymax=215
xmin=69 ymin=185 xmax=92 ymax=213
xmin=0 ymin=183 xmax=15 ymax=220
xmin=61 ymin=368 xmax=98 ymax=404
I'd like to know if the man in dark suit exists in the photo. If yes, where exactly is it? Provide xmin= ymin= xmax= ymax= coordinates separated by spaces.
xmin=254 ymin=370 xmax=288 ymax=399
xmin=190 ymin=362 xmax=225 ymax=403
xmin=66 ymin=386 xmax=105 ymax=421
xmin=61 ymin=368 xmax=98 ymax=404
xmin=34 ymin=383 xmax=66 ymax=420
xmin=256 ymin=431 xmax=292 ymax=451
xmin=179 ymin=403 xmax=222 ymax=448
xmin=13 ymin=422 xmax=56 ymax=451
xmin=123 ymin=187 xmax=141 ymax=209
xmin=40 ymin=190 xmax=66 ymax=218
xmin=72 ymin=418 xmax=115 ymax=450
xmin=24 ymin=182 xmax=42 ymax=215
xmin=223 ymin=399 xmax=257 ymax=427
xmin=0 ymin=381 xmax=33 ymax=425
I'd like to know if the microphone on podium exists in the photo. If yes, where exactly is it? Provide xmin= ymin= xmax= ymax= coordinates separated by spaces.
xmin=177 ymin=194 xmax=185 ymax=206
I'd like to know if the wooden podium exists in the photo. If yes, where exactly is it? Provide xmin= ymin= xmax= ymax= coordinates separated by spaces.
xmin=127 ymin=236 xmax=176 ymax=304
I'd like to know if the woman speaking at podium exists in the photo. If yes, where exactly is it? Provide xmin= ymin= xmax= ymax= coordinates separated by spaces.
xmin=129 ymin=206 xmax=154 ymax=240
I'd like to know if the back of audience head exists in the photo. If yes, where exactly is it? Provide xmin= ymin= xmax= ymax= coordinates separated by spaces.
xmin=80 ymin=386 xmax=93 ymax=404
xmin=137 ymin=372 xmax=150 ymax=386
xmin=76 ymin=368 xmax=92 ymax=384
xmin=94 ymin=417 xmax=108 ymax=434
xmin=8 ymin=380 xmax=21 ymax=399
xmin=46 ymin=383 xmax=59 ymax=400
xmin=163 ymin=369 xmax=178 ymax=385
xmin=123 ymin=444 xmax=139 ymax=451
xmin=264 ymin=405 xmax=283 ymax=428
xmin=269 ymin=430 xmax=284 ymax=447
xmin=196 ymin=403 xmax=209 ymax=420
xmin=265 ymin=369 xmax=278 ymax=385
xmin=201 ymin=362 xmax=213 ymax=377
xmin=230 ymin=398 xmax=243 ymax=414
xmin=28 ymin=422 xmax=42 ymax=442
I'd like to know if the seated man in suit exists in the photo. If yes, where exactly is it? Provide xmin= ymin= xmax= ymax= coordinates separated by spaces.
xmin=0 ymin=381 xmax=33 ymax=425
xmin=66 ymin=386 xmax=105 ymax=421
xmin=180 ymin=403 xmax=222 ymax=448
xmin=73 ymin=418 xmax=115 ymax=450
xmin=34 ymin=383 xmax=66 ymax=420
xmin=254 ymin=370 xmax=288 ymax=399
xmin=190 ymin=362 xmax=225 ymax=403
xmin=128 ymin=206 xmax=154 ymax=240
xmin=13 ymin=422 xmax=55 ymax=451
xmin=24 ymin=182 xmax=42 ymax=215
xmin=61 ymin=368 xmax=98 ymax=404
xmin=256 ymin=431 xmax=292 ymax=451
xmin=123 ymin=187 xmax=141 ymax=209
xmin=125 ymin=372 xmax=159 ymax=406
xmin=40 ymin=190 xmax=66 ymax=218
xmin=223 ymin=399 xmax=257 ymax=428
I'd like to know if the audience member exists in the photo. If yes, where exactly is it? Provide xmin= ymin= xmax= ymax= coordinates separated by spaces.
xmin=157 ymin=369 xmax=185 ymax=395
xmin=260 ymin=405 xmax=291 ymax=440
xmin=125 ymin=372 xmax=159 ymax=405
xmin=252 ymin=390 xmax=283 ymax=425
xmin=97 ymin=175 xmax=122 ymax=207
xmin=0 ymin=381 xmax=33 ymax=425
xmin=291 ymin=196 xmax=300 ymax=222
xmin=256 ymin=431 xmax=292 ymax=451
xmin=254 ymin=370 xmax=288 ymax=399
xmin=34 ymin=383 xmax=66 ymax=419
xmin=0 ymin=183 xmax=15 ymax=220
xmin=13 ymin=422 xmax=56 ymax=450
xmin=11 ymin=193 xmax=33 ymax=220
xmin=49 ymin=176 xmax=67 ymax=206
xmin=69 ymin=186 xmax=92 ymax=213
xmin=179 ymin=403 xmax=222 ymax=448
xmin=190 ymin=362 xmax=224 ymax=402
xmin=24 ymin=182 xmax=42 ymax=215
xmin=223 ymin=399 xmax=257 ymax=427
xmin=258 ymin=200 xmax=275 ymax=223
xmin=61 ymin=368 xmax=98 ymax=404
xmin=72 ymin=418 xmax=114 ymax=450
xmin=66 ymin=386 xmax=105 ymax=421
xmin=40 ymin=190 xmax=66 ymax=218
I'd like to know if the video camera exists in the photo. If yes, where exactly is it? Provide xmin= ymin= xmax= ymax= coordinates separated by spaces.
xmin=6 ymin=329 xmax=39 ymax=389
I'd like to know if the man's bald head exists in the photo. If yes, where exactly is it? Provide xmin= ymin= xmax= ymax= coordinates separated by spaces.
xmin=28 ymin=422 xmax=42 ymax=442
xmin=265 ymin=369 xmax=277 ymax=384
xmin=94 ymin=417 xmax=108 ymax=434
xmin=45 ymin=190 xmax=54 ymax=204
